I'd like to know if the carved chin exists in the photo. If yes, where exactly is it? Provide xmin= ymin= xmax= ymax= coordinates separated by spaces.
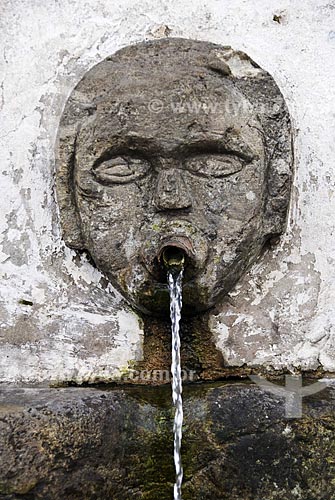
xmin=133 ymin=282 xmax=212 ymax=317
xmin=107 ymin=261 xmax=204 ymax=316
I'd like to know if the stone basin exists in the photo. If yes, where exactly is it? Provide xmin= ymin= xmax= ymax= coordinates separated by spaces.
xmin=0 ymin=381 xmax=334 ymax=500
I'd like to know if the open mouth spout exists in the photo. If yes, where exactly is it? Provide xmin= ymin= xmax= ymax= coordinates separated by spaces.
xmin=158 ymin=236 xmax=194 ymax=273
xmin=160 ymin=246 xmax=186 ymax=271
xmin=141 ymin=227 xmax=207 ymax=284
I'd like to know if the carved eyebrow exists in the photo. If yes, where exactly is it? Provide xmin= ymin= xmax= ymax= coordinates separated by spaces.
xmin=176 ymin=139 xmax=255 ymax=162
xmin=93 ymin=132 xmax=256 ymax=163
xmin=92 ymin=136 xmax=160 ymax=166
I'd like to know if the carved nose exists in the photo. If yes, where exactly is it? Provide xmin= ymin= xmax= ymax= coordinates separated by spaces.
xmin=154 ymin=169 xmax=192 ymax=210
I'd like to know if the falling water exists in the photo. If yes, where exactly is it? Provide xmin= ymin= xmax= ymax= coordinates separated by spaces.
xmin=168 ymin=269 xmax=184 ymax=500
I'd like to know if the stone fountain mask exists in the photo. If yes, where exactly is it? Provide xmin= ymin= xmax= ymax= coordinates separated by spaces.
xmin=56 ymin=38 xmax=293 ymax=315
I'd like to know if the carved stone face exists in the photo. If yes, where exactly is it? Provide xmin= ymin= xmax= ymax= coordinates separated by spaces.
xmin=57 ymin=39 xmax=292 ymax=315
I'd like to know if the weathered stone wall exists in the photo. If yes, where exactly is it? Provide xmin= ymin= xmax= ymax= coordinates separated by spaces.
xmin=1 ymin=0 xmax=335 ymax=383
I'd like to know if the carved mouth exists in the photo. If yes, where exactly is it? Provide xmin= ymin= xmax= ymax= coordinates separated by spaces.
xmin=157 ymin=237 xmax=194 ymax=274
xmin=158 ymin=236 xmax=194 ymax=261
xmin=160 ymin=246 xmax=186 ymax=270
xmin=145 ymin=236 xmax=197 ymax=283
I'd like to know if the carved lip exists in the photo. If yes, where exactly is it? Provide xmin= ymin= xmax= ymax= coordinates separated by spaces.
xmin=155 ymin=236 xmax=196 ymax=282
xmin=142 ymin=235 xmax=197 ymax=283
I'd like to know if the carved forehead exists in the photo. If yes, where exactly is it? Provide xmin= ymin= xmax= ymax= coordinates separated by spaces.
xmin=76 ymin=47 xmax=263 ymax=159
xmin=79 ymin=38 xmax=233 ymax=92
xmin=78 ymin=39 xmax=257 ymax=127
xmin=66 ymin=39 xmax=268 ymax=157
xmin=73 ymin=39 xmax=256 ymax=121
xmin=76 ymin=72 xmax=263 ymax=160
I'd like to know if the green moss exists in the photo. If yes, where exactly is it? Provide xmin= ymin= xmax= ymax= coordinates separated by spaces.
xmin=136 ymin=287 xmax=170 ymax=316
xmin=123 ymin=405 xmax=175 ymax=499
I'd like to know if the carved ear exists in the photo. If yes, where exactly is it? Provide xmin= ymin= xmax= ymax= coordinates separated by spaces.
xmin=212 ymin=48 xmax=293 ymax=239
xmin=262 ymin=141 xmax=293 ymax=237
xmin=56 ymin=82 xmax=99 ymax=249
xmin=55 ymin=121 xmax=84 ymax=249
xmin=260 ymin=95 xmax=293 ymax=238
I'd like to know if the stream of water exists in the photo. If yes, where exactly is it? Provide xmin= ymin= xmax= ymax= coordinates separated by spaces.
xmin=168 ymin=269 xmax=184 ymax=500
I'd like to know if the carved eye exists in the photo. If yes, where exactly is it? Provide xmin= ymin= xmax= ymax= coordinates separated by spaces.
xmin=93 ymin=156 xmax=150 ymax=184
xmin=186 ymin=154 xmax=244 ymax=178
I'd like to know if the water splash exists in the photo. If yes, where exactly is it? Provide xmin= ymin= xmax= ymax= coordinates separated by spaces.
xmin=168 ymin=269 xmax=183 ymax=500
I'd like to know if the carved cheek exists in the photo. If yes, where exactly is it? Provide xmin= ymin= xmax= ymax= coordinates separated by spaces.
xmin=77 ymin=183 xmax=149 ymax=251
xmin=198 ymin=170 xmax=263 ymax=221
xmin=197 ymin=178 xmax=237 ymax=216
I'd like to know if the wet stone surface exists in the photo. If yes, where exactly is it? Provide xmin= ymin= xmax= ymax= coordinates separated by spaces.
xmin=0 ymin=382 xmax=334 ymax=500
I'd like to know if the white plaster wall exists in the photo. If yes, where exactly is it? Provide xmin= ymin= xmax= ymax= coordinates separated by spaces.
xmin=0 ymin=0 xmax=335 ymax=383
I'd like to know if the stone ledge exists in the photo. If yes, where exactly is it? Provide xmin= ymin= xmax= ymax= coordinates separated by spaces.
xmin=0 ymin=382 xmax=334 ymax=499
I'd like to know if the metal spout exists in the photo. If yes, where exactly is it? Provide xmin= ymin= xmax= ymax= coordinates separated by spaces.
xmin=161 ymin=246 xmax=185 ymax=270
